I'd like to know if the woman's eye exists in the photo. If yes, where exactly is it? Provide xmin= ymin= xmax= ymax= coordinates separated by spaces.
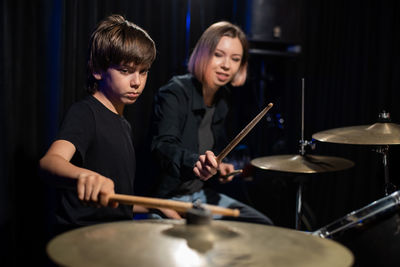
xmin=232 ymin=58 xmax=241 ymax=62
xmin=215 ymin=52 xmax=223 ymax=57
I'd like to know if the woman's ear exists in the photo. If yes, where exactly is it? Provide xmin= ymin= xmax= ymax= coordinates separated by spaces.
xmin=92 ymin=71 xmax=102 ymax=81
xmin=231 ymin=63 xmax=248 ymax=87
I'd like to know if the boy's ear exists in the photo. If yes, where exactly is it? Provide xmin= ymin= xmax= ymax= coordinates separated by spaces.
xmin=92 ymin=72 xmax=102 ymax=81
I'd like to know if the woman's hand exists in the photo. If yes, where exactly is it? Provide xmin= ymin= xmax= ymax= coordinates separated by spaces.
xmin=158 ymin=208 xmax=183 ymax=219
xmin=133 ymin=205 xmax=183 ymax=219
xmin=193 ymin=150 xmax=219 ymax=181
xmin=218 ymin=162 xmax=236 ymax=183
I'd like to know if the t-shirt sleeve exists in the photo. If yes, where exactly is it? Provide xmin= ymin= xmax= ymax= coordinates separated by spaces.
xmin=57 ymin=102 xmax=95 ymax=161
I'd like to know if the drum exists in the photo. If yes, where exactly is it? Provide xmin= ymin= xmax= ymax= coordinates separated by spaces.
xmin=313 ymin=190 xmax=400 ymax=267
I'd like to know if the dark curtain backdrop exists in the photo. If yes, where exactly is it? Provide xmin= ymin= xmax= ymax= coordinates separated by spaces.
xmin=1 ymin=0 xmax=400 ymax=265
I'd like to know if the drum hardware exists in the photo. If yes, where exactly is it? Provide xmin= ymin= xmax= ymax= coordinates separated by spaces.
xmin=312 ymin=111 xmax=400 ymax=195
xmin=312 ymin=190 xmax=400 ymax=238
xmin=374 ymin=145 xmax=397 ymax=195
xmin=312 ymin=190 xmax=400 ymax=266
xmin=251 ymin=79 xmax=354 ymax=230
xmin=47 ymin=211 xmax=354 ymax=267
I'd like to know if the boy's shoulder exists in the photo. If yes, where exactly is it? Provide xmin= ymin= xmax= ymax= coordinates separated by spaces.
xmin=68 ymin=95 xmax=99 ymax=111
xmin=63 ymin=95 xmax=100 ymax=120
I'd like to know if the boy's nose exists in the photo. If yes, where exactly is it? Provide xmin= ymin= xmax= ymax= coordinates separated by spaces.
xmin=130 ymin=73 xmax=141 ymax=87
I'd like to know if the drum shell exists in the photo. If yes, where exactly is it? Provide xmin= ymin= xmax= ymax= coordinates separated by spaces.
xmin=332 ymin=209 xmax=400 ymax=267
xmin=314 ymin=191 xmax=400 ymax=267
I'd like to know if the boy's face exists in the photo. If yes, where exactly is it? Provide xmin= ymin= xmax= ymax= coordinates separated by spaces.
xmin=94 ymin=63 xmax=150 ymax=105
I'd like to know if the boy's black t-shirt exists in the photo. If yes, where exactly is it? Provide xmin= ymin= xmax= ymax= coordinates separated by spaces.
xmin=55 ymin=95 xmax=135 ymax=227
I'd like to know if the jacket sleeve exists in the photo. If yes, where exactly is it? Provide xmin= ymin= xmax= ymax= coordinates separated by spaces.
xmin=150 ymin=81 xmax=199 ymax=182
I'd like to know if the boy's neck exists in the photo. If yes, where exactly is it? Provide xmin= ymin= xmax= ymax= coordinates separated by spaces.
xmin=93 ymin=91 xmax=124 ymax=116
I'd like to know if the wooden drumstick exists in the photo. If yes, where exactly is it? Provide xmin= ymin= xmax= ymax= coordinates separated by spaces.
xmin=216 ymin=103 xmax=273 ymax=163
xmin=109 ymin=194 xmax=240 ymax=217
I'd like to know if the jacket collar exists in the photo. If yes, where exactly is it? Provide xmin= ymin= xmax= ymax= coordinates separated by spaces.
xmin=190 ymin=75 xmax=229 ymax=122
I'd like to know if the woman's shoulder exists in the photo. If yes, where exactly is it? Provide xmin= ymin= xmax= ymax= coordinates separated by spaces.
xmin=159 ymin=74 xmax=196 ymax=95
xmin=166 ymin=74 xmax=194 ymax=88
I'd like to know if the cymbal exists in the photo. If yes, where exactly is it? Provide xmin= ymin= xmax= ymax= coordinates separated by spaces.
xmin=47 ymin=220 xmax=353 ymax=267
xmin=312 ymin=122 xmax=400 ymax=145
xmin=251 ymin=154 xmax=354 ymax=173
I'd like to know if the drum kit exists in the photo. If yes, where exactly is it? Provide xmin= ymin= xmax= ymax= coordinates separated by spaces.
xmin=249 ymin=113 xmax=400 ymax=265
xmin=250 ymin=80 xmax=400 ymax=230
xmin=46 ymin=81 xmax=400 ymax=266
xmin=47 ymin=208 xmax=354 ymax=267
xmin=250 ymin=112 xmax=400 ymax=228
xmin=247 ymin=80 xmax=400 ymax=266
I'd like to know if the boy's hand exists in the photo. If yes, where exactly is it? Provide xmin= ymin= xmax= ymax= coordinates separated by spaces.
xmin=77 ymin=173 xmax=118 ymax=208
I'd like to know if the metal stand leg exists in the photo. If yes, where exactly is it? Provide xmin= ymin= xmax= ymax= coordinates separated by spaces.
xmin=295 ymin=182 xmax=303 ymax=230
xmin=382 ymin=148 xmax=396 ymax=195
xmin=376 ymin=146 xmax=396 ymax=195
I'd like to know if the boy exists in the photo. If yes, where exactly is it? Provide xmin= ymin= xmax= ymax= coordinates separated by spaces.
xmin=40 ymin=14 xmax=178 ymax=234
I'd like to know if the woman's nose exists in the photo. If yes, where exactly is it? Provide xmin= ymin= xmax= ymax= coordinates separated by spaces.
xmin=221 ymin=57 xmax=230 ymax=69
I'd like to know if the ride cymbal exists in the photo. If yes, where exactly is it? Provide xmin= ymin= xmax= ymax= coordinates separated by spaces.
xmin=251 ymin=154 xmax=354 ymax=173
xmin=312 ymin=123 xmax=400 ymax=145
xmin=47 ymin=220 xmax=353 ymax=267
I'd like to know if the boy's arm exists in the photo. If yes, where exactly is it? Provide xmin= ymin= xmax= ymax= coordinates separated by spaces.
xmin=39 ymin=140 xmax=117 ymax=208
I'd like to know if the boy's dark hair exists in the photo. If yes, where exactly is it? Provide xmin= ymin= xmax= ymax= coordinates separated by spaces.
xmin=87 ymin=14 xmax=156 ymax=94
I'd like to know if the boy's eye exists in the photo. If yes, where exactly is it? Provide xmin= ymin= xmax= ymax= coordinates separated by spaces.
xmin=118 ymin=68 xmax=129 ymax=73
xmin=140 ymin=69 xmax=149 ymax=75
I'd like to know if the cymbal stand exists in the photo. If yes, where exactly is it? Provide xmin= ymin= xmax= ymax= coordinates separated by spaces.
xmin=295 ymin=176 xmax=304 ymax=230
xmin=295 ymin=78 xmax=315 ymax=230
xmin=374 ymin=145 xmax=396 ymax=195
xmin=374 ymin=111 xmax=397 ymax=196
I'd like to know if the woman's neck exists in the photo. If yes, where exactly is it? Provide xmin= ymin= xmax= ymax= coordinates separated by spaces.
xmin=202 ymin=85 xmax=219 ymax=107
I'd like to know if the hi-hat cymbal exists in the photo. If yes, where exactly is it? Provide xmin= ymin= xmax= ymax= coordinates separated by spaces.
xmin=251 ymin=154 xmax=354 ymax=173
xmin=47 ymin=220 xmax=353 ymax=267
xmin=312 ymin=122 xmax=400 ymax=145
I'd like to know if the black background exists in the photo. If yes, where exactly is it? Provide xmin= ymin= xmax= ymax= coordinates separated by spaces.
xmin=1 ymin=0 xmax=400 ymax=265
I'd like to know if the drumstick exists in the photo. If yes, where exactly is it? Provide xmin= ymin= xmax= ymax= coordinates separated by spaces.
xmin=220 ymin=169 xmax=243 ymax=179
xmin=109 ymin=194 xmax=240 ymax=217
xmin=216 ymin=103 xmax=273 ymax=163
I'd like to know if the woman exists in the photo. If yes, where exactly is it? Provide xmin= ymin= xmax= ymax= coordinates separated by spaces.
xmin=151 ymin=21 xmax=272 ymax=224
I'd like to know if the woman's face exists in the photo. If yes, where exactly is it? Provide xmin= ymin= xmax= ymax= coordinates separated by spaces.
xmin=203 ymin=36 xmax=243 ymax=91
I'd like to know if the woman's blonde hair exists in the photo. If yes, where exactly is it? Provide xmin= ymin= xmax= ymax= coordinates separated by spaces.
xmin=187 ymin=21 xmax=248 ymax=87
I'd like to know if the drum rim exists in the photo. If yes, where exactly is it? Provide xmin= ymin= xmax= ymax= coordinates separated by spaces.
xmin=313 ymin=190 xmax=400 ymax=238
